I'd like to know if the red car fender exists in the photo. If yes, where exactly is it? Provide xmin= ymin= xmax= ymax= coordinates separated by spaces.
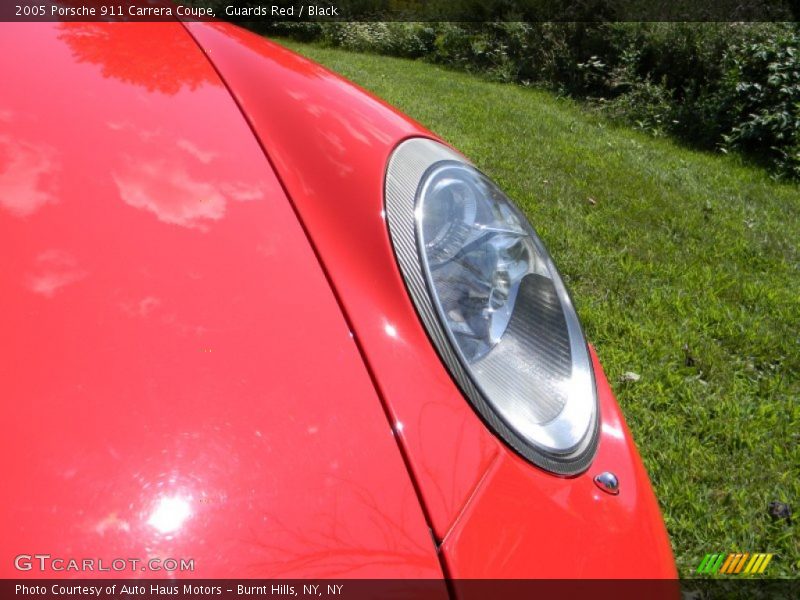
xmin=441 ymin=348 xmax=676 ymax=578
xmin=186 ymin=22 xmax=677 ymax=578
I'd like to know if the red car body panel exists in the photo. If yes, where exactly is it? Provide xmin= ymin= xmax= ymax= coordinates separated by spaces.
xmin=0 ymin=22 xmax=443 ymax=580
xmin=441 ymin=349 xmax=677 ymax=578
xmin=0 ymin=19 xmax=676 ymax=580
xmin=187 ymin=22 xmax=676 ymax=578
xmin=186 ymin=21 xmax=502 ymax=545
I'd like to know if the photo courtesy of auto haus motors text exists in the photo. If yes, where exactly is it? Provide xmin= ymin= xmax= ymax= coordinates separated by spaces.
xmin=15 ymin=583 xmax=344 ymax=597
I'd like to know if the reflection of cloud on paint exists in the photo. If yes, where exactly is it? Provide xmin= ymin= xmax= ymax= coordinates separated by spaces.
xmin=27 ymin=250 xmax=86 ymax=298
xmin=339 ymin=117 xmax=371 ymax=146
xmin=321 ymin=130 xmax=345 ymax=155
xmin=177 ymin=139 xmax=217 ymax=164
xmin=114 ymin=159 xmax=227 ymax=231
xmin=121 ymin=296 xmax=161 ymax=318
xmin=138 ymin=296 xmax=160 ymax=316
xmin=114 ymin=158 xmax=263 ymax=231
xmin=105 ymin=120 xmax=160 ymax=141
xmin=221 ymin=182 xmax=264 ymax=203
xmin=37 ymin=249 xmax=77 ymax=268
xmin=254 ymin=231 xmax=284 ymax=261
xmin=286 ymin=89 xmax=307 ymax=102
xmin=306 ymin=103 xmax=324 ymax=118
xmin=29 ymin=271 xmax=85 ymax=297
xmin=0 ymin=134 xmax=58 ymax=218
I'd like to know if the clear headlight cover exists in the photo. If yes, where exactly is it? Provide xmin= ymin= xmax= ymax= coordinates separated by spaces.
xmin=386 ymin=138 xmax=598 ymax=474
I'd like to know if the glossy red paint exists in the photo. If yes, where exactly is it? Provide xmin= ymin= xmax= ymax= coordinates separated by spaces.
xmin=187 ymin=22 xmax=677 ymax=578
xmin=442 ymin=348 xmax=677 ymax=578
xmin=186 ymin=21 xmax=501 ymax=545
xmin=1 ymin=19 xmax=676 ymax=580
xmin=0 ymin=22 xmax=443 ymax=579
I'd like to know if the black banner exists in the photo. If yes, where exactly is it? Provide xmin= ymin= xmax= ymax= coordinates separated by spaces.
xmin=3 ymin=579 xmax=800 ymax=600
xmin=2 ymin=0 xmax=800 ymax=23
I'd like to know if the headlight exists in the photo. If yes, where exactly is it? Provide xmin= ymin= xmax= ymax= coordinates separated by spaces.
xmin=385 ymin=138 xmax=598 ymax=475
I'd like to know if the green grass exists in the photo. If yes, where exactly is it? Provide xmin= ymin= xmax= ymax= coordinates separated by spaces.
xmin=276 ymin=39 xmax=800 ymax=578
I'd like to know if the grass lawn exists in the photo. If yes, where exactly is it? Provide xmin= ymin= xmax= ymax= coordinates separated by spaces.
xmin=276 ymin=39 xmax=799 ymax=578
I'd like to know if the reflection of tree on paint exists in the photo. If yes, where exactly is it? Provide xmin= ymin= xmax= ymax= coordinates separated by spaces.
xmin=0 ymin=134 xmax=59 ymax=218
xmin=58 ymin=23 xmax=215 ymax=95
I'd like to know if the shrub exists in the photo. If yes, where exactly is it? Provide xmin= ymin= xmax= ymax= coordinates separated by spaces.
xmin=722 ymin=26 xmax=800 ymax=178
xmin=262 ymin=20 xmax=800 ymax=179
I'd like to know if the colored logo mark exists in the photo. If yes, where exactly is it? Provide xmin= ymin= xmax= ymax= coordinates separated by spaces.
xmin=696 ymin=553 xmax=774 ymax=575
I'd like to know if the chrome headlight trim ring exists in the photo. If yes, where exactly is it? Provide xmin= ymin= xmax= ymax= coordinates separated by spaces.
xmin=385 ymin=137 xmax=599 ymax=475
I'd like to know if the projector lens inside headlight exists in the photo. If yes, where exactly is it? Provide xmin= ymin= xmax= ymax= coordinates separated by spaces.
xmin=386 ymin=139 xmax=598 ymax=474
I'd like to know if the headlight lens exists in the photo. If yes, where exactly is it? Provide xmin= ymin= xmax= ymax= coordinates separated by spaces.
xmin=386 ymin=138 xmax=598 ymax=474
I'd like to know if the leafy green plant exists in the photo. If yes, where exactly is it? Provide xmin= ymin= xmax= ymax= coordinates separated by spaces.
xmin=265 ymin=21 xmax=800 ymax=179
xmin=723 ymin=29 xmax=800 ymax=179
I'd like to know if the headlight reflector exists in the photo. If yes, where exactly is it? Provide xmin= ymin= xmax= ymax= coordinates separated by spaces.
xmin=386 ymin=139 xmax=598 ymax=474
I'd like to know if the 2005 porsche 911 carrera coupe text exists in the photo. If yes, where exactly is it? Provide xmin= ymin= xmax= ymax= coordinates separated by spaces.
xmin=0 ymin=20 xmax=676 ymax=580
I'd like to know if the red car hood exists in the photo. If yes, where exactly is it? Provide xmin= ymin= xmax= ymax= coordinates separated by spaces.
xmin=0 ymin=22 xmax=442 ymax=579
